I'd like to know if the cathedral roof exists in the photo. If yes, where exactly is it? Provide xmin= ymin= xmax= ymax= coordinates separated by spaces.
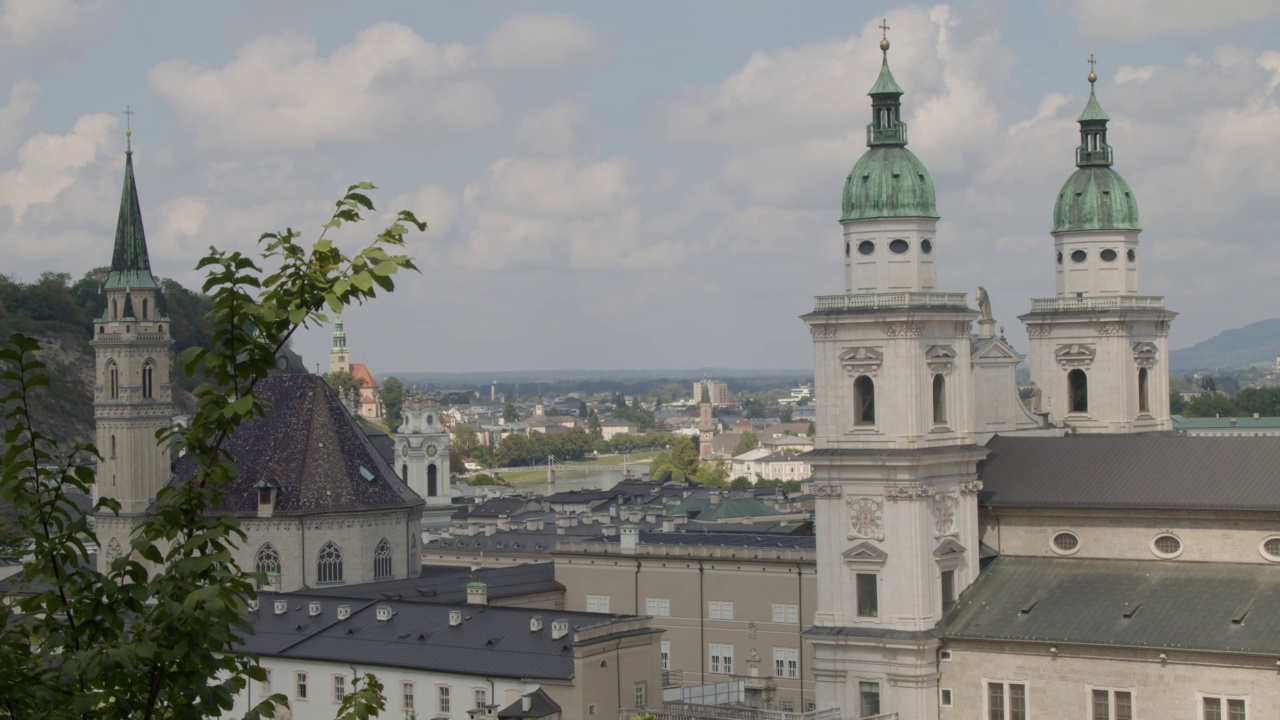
xmin=174 ymin=374 xmax=422 ymax=516
xmin=841 ymin=49 xmax=938 ymax=222
xmin=1052 ymin=79 xmax=1140 ymax=233
xmin=105 ymin=149 xmax=159 ymax=291
xmin=980 ymin=435 xmax=1280 ymax=511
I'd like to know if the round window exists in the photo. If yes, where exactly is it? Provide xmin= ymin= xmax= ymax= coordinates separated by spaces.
xmin=1151 ymin=533 xmax=1183 ymax=558
xmin=1052 ymin=531 xmax=1079 ymax=554
xmin=1070 ymin=250 xmax=1087 ymax=263
xmin=857 ymin=240 xmax=875 ymax=256
xmin=1127 ymin=248 xmax=1136 ymax=263
xmin=1100 ymin=249 xmax=1118 ymax=262
xmin=921 ymin=239 xmax=933 ymax=254
xmin=1056 ymin=252 xmax=1063 ymax=265
xmin=1261 ymin=536 xmax=1280 ymax=561
xmin=889 ymin=239 xmax=910 ymax=254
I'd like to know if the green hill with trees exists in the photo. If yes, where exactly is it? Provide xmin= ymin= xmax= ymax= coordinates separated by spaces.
xmin=1170 ymin=318 xmax=1280 ymax=371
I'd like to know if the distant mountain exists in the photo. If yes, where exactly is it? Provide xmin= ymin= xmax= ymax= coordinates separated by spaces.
xmin=1170 ymin=318 xmax=1280 ymax=371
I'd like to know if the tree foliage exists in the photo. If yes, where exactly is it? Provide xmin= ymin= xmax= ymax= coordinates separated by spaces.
xmin=732 ymin=430 xmax=759 ymax=456
xmin=648 ymin=437 xmax=700 ymax=482
xmin=380 ymin=375 xmax=405 ymax=431
xmin=502 ymin=401 xmax=518 ymax=423
xmin=494 ymin=427 xmax=595 ymax=467
xmin=0 ymin=182 xmax=423 ymax=720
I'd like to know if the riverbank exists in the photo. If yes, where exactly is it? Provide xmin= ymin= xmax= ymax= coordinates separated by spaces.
xmin=498 ymin=451 xmax=661 ymax=489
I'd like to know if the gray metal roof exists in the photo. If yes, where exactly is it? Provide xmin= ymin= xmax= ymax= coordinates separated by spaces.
xmin=599 ymin=532 xmax=815 ymax=549
xmin=239 ymin=592 xmax=651 ymax=680
xmin=295 ymin=563 xmax=562 ymax=604
xmin=945 ymin=556 xmax=1280 ymax=656
xmin=981 ymin=435 xmax=1280 ymax=510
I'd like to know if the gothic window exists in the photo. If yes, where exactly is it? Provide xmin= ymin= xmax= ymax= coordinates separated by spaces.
xmin=110 ymin=435 xmax=116 ymax=459
xmin=255 ymin=543 xmax=282 ymax=587
xmin=141 ymin=298 xmax=149 ymax=319
xmin=427 ymin=464 xmax=438 ymax=497
xmin=317 ymin=541 xmax=343 ymax=584
xmin=141 ymin=360 xmax=154 ymax=400
xmin=105 ymin=537 xmax=122 ymax=566
xmin=111 ymin=299 xmax=118 ymax=320
xmin=107 ymin=361 xmax=119 ymax=400
xmin=854 ymin=376 xmax=876 ymax=426
xmin=1068 ymin=369 xmax=1089 ymax=414
xmin=932 ymin=374 xmax=947 ymax=425
xmin=1138 ymin=368 xmax=1150 ymax=414
xmin=374 ymin=538 xmax=393 ymax=580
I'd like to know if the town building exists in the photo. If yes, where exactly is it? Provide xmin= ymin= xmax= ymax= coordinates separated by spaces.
xmin=329 ymin=315 xmax=384 ymax=421
xmin=693 ymin=379 xmax=731 ymax=406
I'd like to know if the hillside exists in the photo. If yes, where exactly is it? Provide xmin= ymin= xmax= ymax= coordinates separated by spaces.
xmin=1170 ymin=318 xmax=1280 ymax=371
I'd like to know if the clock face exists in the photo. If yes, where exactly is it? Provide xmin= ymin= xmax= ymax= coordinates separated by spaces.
xmin=400 ymin=444 xmax=409 ymax=457
xmin=426 ymin=444 xmax=438 ymax=457
xmin=850 ymin=498 xmax=883 ymax=539
xmin=933 ymin=494 xmax=958 ymax=536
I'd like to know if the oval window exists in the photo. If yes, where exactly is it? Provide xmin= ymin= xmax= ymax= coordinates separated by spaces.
xmin=1261 ymin=536 xmax=1280 ymax=562
xmin=1151 ymin=533 xmax=1182 ymax=558
xmin=1127 ymin=248 xmax=1136 ymax=263
xmin=889 ymin=239 xmax=910 ymax=254
xmin=1070 ymin=250 xmax=1087 ymax=263
xmin=921 ymin=239 xmax=933 ymax=254
xmin=1052 ymin=532 xmax=1079 ymax=553
xmin=1100 ymin=249 xmax=1118 ymax=262
xmin=1056 ymin=252 xmax=1063 ymax=265
xmin=857 ymin=241 xmax=875 ymax=256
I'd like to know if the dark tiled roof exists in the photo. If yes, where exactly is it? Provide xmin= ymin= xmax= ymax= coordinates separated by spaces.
xmin=945 ymin=556 xmax=1280 ymax=656
xmin=470 ymin=498 xmax=535 ymax=518
xmin=173 ymin=374 xmax=421 ymax=516
xmin=296 ymin=562 xmax=562 ymax=604
xmin=239 ymin=592 xmax=647 ymax=679
xmin=802 ymin=445 xmax=988 ymax=459
xmin=597 ymin=532 xmax=815 ymax=549
xmin=498 ymin=688 xmax=562 ymax=718
xmin=980 ymin=435 xmax=1280 ymax=510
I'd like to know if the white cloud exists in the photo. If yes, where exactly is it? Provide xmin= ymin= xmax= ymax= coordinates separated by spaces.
xmin=517 ymin=98 xmax=592 ymax=156
xmin=0 ymin=0 xmax=113 ymax=50
xmin=1070 ymin=0 xmax=1280 ymax=42
xmin=480 ymin=14 xmax=610 ymax=71
xmin=0 ymin=80 xmax=38 ymax=155
xmin=0 ymin=112 xmax=115 ymax=223
xmin=148 ymin=23 xmax=499 ymax=154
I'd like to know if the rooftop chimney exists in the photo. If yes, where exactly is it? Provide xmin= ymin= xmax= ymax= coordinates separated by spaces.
xmin=620 ymin=524 xmax=639 ymax=555
xmin=274 ymin=599 xmax=288 ymax=615
xmin=530 ymin=616 xmax=543 ymax=632
xmin=375 ymin=605 xmax=394 ymax=622
xmin=248 ymin=599 xmax=259 ymax=612
xmin=709 ymin=491 xmax=722 ymax=506
xmin=337 ymin=605 xmax=351 ymax=620
xmin=449 ymin=609 xmax=463 ymax=626
xmin=467 ymin=580 xmax=489 ymax=606
xmin=551 ymin=618 xmax=570 ymax=640
xmin=308 ymin=601 xmax=322 ymax=617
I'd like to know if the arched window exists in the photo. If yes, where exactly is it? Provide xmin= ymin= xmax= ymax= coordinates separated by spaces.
xmin=427 ymin=464 xmax=438 ymax=497
xmin=401 ymin=463 xmax=408 ymax=481
xmin=107 ymin=361 xmax=119 ymax=400
xmin=1138 ymin=367 xmax=1150 ymax=413
xmin=374 ymin=538 xmax=393 ymax=581
xmin=1068 ymin=369 xmax=1089 ymax=414
xmin=317 ymin=541 xmax=343 ymax=585
xmin=141 ymin=297 xmax=148 ymax=320
xmin=111 ymin=299 xmax=118 ymax=320
xmin=854 ymin=376 xmax=876 ymax=426
xmin=110 ymin=435 xmax=116 ymax=459
xmin=255 ymin=543 xmax=282 ymax=588
xmin=932 ymin=374 xmax=947 ymax=425
xmin=141 ymin=360 xmax=154 ymax=400
xmin=105 ymin=537 xmax=122 ymax=566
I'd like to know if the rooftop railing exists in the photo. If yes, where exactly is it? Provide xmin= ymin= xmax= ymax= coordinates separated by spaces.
xmin=812 ymin=292 xmax=969 ymax=313
xmin=1028 ymin=296 xmax=1165 ymax=312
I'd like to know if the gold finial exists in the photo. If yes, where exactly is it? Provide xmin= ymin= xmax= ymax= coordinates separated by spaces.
xmin=879 ymin=18 xmax=890 ymax=52
xmin=1087 ymin=54 xmax=1098 ymax=85
xmin=122 ymin=105 xmax=135 ymax=151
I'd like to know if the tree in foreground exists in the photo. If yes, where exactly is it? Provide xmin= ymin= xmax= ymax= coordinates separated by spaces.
xmin=0 ymin=183 xmax=423 ymax=720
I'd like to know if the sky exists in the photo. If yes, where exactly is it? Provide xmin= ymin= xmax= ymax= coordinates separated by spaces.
xmin=3 ymin=0 xmax=1280 ymax=375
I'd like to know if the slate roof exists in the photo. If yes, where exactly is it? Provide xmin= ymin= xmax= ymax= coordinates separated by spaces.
xmin=427 ymin=529 xmax=594 ymax=556
xmin=944 ymin=556 xmax=1280 ymax=656
xmin=980 ymin=435 xmax=1280 ymax=511
xmin=296 ymin=562 xmax=563 ymax=604
xmin=498 ymin=688 xmax=562 ymax=718
xmin=172 ymin=374 xmax=422 ymax=516
xmin=598 ymin=532 xmax=815 ymax=550
xmin=470 ymin=498 xmax=535 ymax=518
xmin=666 ymin=493 xmax=785 ymax=521
xmin=239 ymin=592 xmax=647 ymax=680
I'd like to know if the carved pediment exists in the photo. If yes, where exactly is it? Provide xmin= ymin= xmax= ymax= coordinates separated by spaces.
xmin=971 ymin=336 xmax=1025 ymax=363
xmin=840 ymin=346 xmax=884 ymax=377
xmin=1055 ymin=343 xmax=1096 ymax=368
xmin=1132 ymin=342 xmax=1159 ymax=368
xmin=933 ymin=537 xmax=967 ymax=558
xmin=925 ymin=345 xmax=957 ymax=374
xmin=842 ymin=541 xmax=888 ymax=565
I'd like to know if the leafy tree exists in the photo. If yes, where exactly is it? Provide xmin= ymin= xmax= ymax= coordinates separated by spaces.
xmin=325 ymin=369 xmax=363 ymax=398
xmin=614 ymin=404 xmax=655 ymax=430
xmin=732 ymin=430 xmax=759 ymax=456
xmin=1200 ymin=375 xmax=1217 ymax=393
xmin=692 ymin=458 xmax=729 ymax=488
xmin=453 ymin=425 xmax=484 ymax=456
xmin=578 ymin=399 xmax=588 ymax=417
xmin=649 ymin=437 xmax=700 ymax=482
xmin=502 ymin=401 xmax=519 ymax=423
xmin=806 ymin=422 xmax=816 ymax=438
xmin=587 ymin=409 xmax=602 ymax=439
xmin=729 ymin=476 xmax=752 ymax=490
xmin=0 ymin=183 xmax=421 ymax=719
xmin=780 ymin=406 xmax=794 ymax=423
xmin=495 ymin=433 xmax=539 ymax=467
xmin=614 ymin=392 xmax=626 ymax=409
xmin=448 ymin=448 xmax=465 ymax=475
xmin=381 ymin=375 xmax=405 ymax=430
xmin=1183 ymin=392 xmax=1237 ymax=418
xmin=1169 ymin=390 xmax=1187 ymax=415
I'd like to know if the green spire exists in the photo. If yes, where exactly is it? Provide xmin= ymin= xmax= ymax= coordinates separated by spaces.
xmin=1077 ymin=89 xmax=1110 ymax=123
xmin=869 ymin=55 xmax=905 ymax=96
xmin=104 ymin=148 xmax=158 ymax=290
xmin=332 ymin=315 xmax=347 ymax=352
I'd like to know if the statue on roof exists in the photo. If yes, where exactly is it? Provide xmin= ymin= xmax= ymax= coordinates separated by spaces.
xmin=976 ymin=286 xmax=993 ymax=322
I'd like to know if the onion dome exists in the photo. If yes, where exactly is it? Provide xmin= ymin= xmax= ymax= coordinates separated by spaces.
xmin=841 ymin=43 xmax=938 ymax=222
xmin=1052 ymin=69 xmax=1141 ymax=233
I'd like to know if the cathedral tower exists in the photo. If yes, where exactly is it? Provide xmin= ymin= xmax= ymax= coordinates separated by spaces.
xmin=803 ymin=30 xmax=986 ymax=720
xmin=329 ymin=314 xmax=349 ymax=375
xmin=92 ymin=133 xmax=175 ymax=569
xmin=395 ymin=391 xmax=454 ymax=529
xmin=1019 ymin=62 xmax=1176 ymax=433
xmin=698 ymin=380 xmax=714 ymax=460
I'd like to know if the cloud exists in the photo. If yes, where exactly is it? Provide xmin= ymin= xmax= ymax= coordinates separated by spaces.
xmin=148 ymin=23 xmax=499 ymax=154
xmin=0 ymin=112 xmax=115 ymax=223
xmin=0 ymin=0 xmax=114 ymax=51
xmin=0 ymin=80 xmax=39 ymax=155
xmin=480 ymin=14 xmax=610 ymax=71
xmin=517 ymin=98 xmax=592 ymax=156
xmin=1069 ymin=0 xmax=1280 ymax=42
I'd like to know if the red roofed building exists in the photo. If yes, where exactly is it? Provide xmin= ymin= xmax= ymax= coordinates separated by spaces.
xmin=330 ymin=316 xmax=384 ymax=421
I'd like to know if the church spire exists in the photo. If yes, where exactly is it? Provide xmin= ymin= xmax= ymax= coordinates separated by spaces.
xmin=105 ymin=123 xmax=158 ymax=291
xmin=1075 ymin=56 xmax=1113 ymax=168
xmin=866 ymin=19 xmax=906 ymax=147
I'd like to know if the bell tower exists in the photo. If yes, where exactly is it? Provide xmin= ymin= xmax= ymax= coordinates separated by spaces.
xmin=329 ymin=314 xmax=349 ymax=375
xmin=698 ymin=380 xmax=714 ymax=460
xmin=92 ymin=126 xmax=175 ymax=570
xmin=1020 ymin=60 xmax=1176 ymax=433
xmin=803 ymin=27 xmax=986 ymax=720
xmin=395 ymin=391 xmax=453 ymax=528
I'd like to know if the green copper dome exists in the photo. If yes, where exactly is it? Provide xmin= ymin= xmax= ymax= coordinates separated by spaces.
xmin=840 ymin=51 xmax=938 ymax=222
xmin=1052 ymin=83 xmax=1140 ymax=233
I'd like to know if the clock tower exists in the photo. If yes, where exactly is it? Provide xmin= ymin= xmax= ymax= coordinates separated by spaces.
xmin=394 ymin=391 xmax=453 ymax=529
